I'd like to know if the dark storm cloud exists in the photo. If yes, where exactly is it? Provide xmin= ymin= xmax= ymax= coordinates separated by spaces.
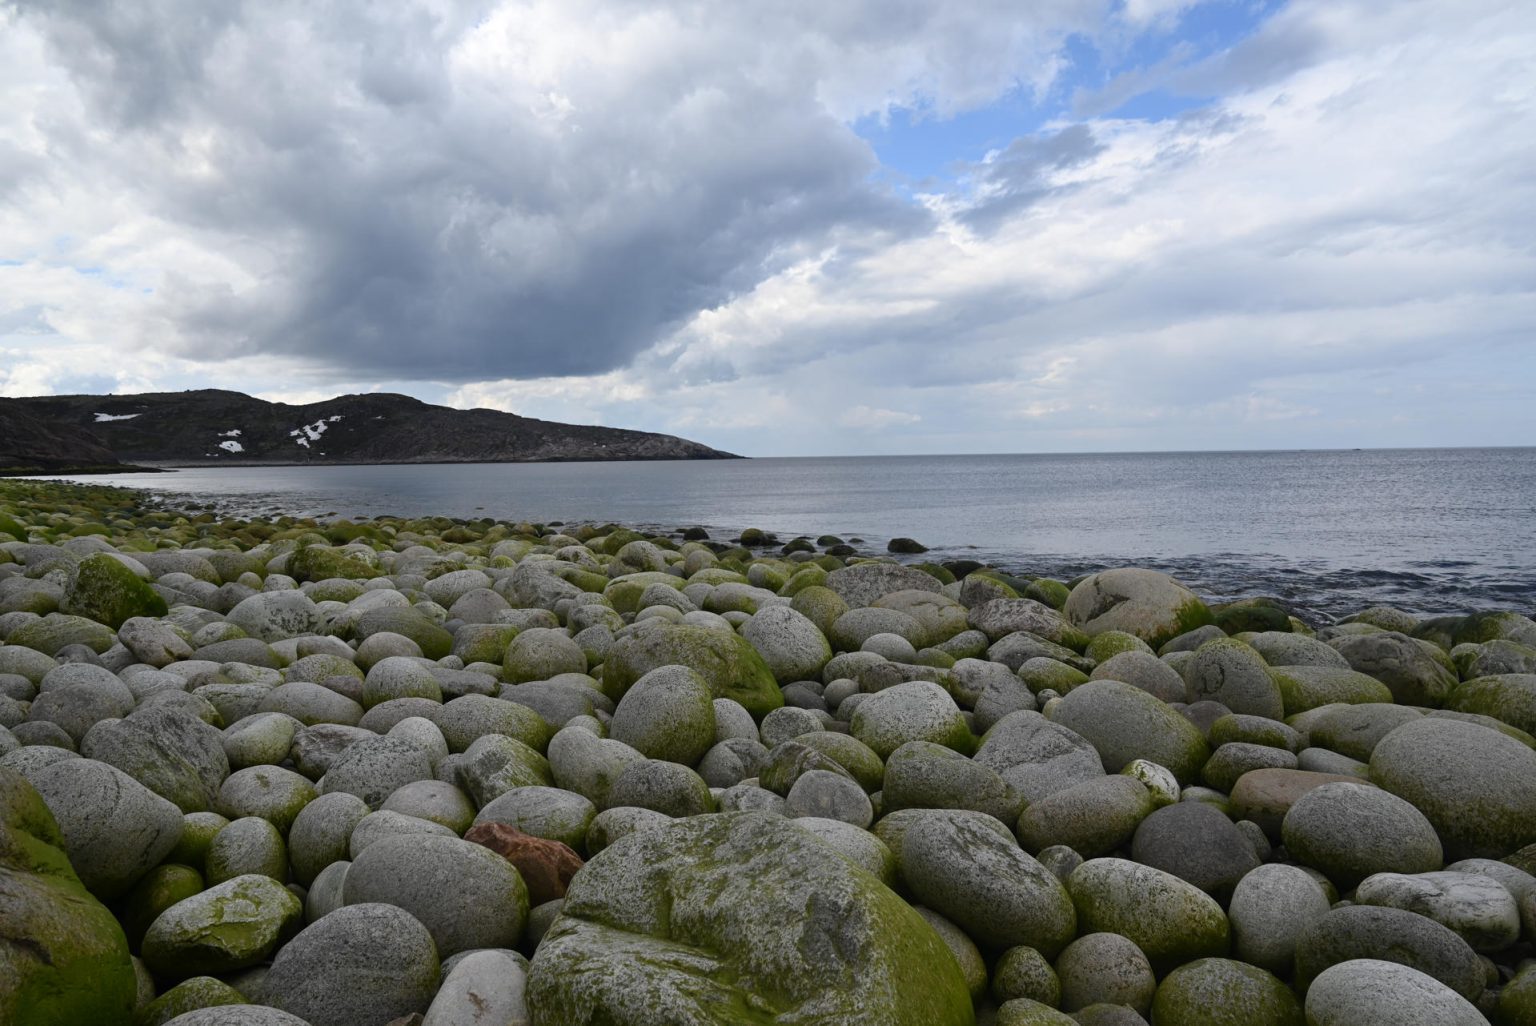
xmin=17 ymin=1 xmax=932 ymax=380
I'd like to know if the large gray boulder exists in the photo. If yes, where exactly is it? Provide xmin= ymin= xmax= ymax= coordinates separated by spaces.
xmin=740 ymin=604 xmax=832 ymax=684
xmin=265 ymin=903 xmax=440 ymax=1026
xmin=422 ymin=948 xmax=529 ymax=1026
xmin=227 ymin=591 xmax=322 ymax=642
xmin=527 ymin=811 xmax=973 ymax=1025
xmin=319 ymin=735 xmax=433 ymax=808
xmin=29 ymin=756 xmax=184 ymax=899
xmin=1354 ymin=870 xmax=1521 ymax=953
xmin=1328 ymin=631 xmax=1457 ymax=707
xmin=1369 ymin=717 xmax=1536 ymax=859
xmin=899 ymin=809 xmax=1077 ymax=957
xmin=342 ymin=834 xmax=529 ymax=956
xmin=288 ymin=791 xmax=369 ymax=886
xmin=974 ymin=711 xmax=1105 ymax=804
xmin=850 ymin=681 xmax=972 ymax=759
xmin=1129 ymin=801 xmax=1260 ymax=903
xmin=1293 ymin=905 xmax=1486 ymax=999
xmin=1048 ymin=679 xmax=1210 ymax=784
xmin=1304 ymin=959 xmax=1486 ymax=1026
xmin=1064 ymin=569 xmax=1214 ymax=650
xmin=609 ymin=664 xmax=716 ymax=766
xmin=80 ymin=706 xmax=230 ymax=813
xmin=1227 ymin=863 xmax=1332 ymax=976
xmin=1281 ymin=781 xmax=1442 ymax=889
xmin=161 ymin=1009 xmax=313 ymax=1026
xmin=1183 ymin=639 xmax=1283 ymax=719
xmin=824 ymin=562 xmax=943 ymax=608
xmin=1066 ymin=858 xmax=1230 ymax=974
xmin=0 ymin=766 xmax=139 ymax=1026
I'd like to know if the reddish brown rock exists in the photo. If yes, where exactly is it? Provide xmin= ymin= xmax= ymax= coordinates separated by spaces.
xmin=464 ymin=823 xmax=584 ymax=905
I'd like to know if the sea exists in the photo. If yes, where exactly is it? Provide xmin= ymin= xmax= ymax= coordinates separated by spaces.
xmin=46 ymin=447 xmax=1536 ymax=622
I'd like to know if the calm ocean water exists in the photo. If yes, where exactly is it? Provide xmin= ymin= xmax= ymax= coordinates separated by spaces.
xmin=49 ymin=448 xmax=1536 ymax=620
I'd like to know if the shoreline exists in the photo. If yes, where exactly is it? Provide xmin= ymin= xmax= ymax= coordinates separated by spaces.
xmin=5 ymin=477 xmax=1530 ymax=623
xmin=3 ymin=477 xmax=1536 ymax=1023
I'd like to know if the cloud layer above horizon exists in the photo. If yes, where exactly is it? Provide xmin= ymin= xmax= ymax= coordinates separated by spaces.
xmin=3 ymin=0 xmax=1533 ymax=455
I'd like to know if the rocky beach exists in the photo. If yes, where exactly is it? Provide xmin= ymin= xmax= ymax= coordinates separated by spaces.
xmin=3 ymin=477 xmax=1535 ymax=1026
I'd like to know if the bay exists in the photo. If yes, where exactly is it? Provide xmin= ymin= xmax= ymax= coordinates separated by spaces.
xmin=49 ymin=447 xmax=1536 ymax=620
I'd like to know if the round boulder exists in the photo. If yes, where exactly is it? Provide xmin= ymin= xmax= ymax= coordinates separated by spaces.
xmin=527 ymin=811 xmax=973 ymax=1025
xmin=1064 ymin=569 xmax=1214 ymax=650
xmin=1066 ymin=858 xmax=1230 ymax=974
xmin=1369 ymin=717 xmax=1536 ymax=859
xmin=1280 ymin=781 xmax=1442 ymax=889
xmin=899 ymin=810 xmax=1077 ymax=957
xmin=1129 ymin=801 xmax=1261 ymax=904
xmin=264 ymin=903 xmax=441 ymax=1026
xmin=1150 ymin=957 xmax=1302 ymax=1026
xmin=342 ymin=833 xmax=529 ymax=956
xmin=1227 ymin=863 xmax=1331 ymax=976
xmin=29 ymin=756 xmax=184 ymax=899
xmin=1304 ymin=959 xmax=1486 ymax=1026
xmin=609 ymin=664 xmax=716 ymax=766
xmin=1184 ymin=639 xmax=1283 ymax=720
xmin=850 ymin=681 xmax=972 ymax=759
xmin=1048 ymin=679 xmax=1210 ymax=784
xmin=141 ymin=873 xmax=303 ymax=978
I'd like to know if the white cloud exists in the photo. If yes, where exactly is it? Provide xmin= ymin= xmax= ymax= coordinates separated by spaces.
xmin=1 ymin=0 xmax=1533 ymax=456
xmin=838 ymin=405 xmax=923 ymax=429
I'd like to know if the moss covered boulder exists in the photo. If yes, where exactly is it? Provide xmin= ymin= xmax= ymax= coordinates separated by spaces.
xmin=60 ymin=552 xmax=167 ymax=630
xmin=600 ymin=621 xmax=783 ymax=718
xmin=1063 ymin=569 xmax=1214 ymax=651
xmin=286 ymin=544 xmax=379 ymax=584
xmin=135 ymin=976 xmax=246 ymax=1026
xmin=351 ymin=606 xmax=454 ymax=660
xmin=1268 ymin=665 xmax=1393 ymax=716
xmin=1444 ymin=673 xmax=1536 ymax=736
xmin=527 ymin=810 xmax=975 ymax=1025
xmin=7 ymin=612 xmax=117 ymax=655
xmin=1150 ymin=958 xmax=1303 ymax=1026
xmin=140 ymin=873 xmax=302 ymax=978
xmin=0 ymin=766 xmax=137 ymax=1026
xmin=1066 ymin=858 xmax=1230 ymax=973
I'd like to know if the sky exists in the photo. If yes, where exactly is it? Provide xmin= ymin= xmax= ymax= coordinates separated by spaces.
xmin=1 ymin=0 xmax=1533 ymax=456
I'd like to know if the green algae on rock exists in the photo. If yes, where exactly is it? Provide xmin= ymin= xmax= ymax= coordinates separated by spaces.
xmin=599 ymin=620 xmax=784 ymax=718
xmin=0 ymin=766 xmax=138 ymax=1026
xmin=528 ymin=811 xmax=975 ymax=1026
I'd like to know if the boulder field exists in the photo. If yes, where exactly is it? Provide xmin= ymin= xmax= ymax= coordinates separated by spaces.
xmin=2 ymin=480 xmax=1536 ymax=1026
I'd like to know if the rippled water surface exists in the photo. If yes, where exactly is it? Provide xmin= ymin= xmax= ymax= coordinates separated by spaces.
xmin=53 ymin=448 xmax=1536 ymax=619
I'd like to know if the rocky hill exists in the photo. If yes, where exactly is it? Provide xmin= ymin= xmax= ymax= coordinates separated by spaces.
xmin=0 ymin=403 xmax=126 ymax=472
xmin=1 ymin=389 xmax=738 ymax=469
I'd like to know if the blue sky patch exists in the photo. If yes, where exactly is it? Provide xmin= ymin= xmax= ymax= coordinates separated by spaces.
xmin=855 ymin=0 xmax=1285 ymax=186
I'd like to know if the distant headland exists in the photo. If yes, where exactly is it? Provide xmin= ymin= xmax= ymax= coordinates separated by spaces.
xmin=0 ymin=389 xmax=739 ymax=474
